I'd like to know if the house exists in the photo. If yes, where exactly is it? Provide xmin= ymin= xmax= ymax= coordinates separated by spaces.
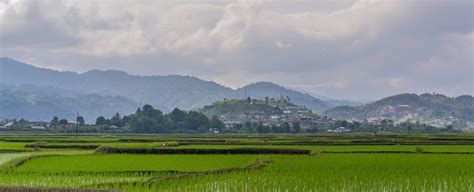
xmin=65 ymin=122 xmax=77 ymax=129
xmin=0 ymin=122 xmax=14 ymax=129
xmin=30 ymin=125 xmax=46 ymax=130
xmin=29 ymin=121 xmax=49 ymax=129
xmin=209 ymin=128 xmax=220 ymax=134
xmin=328 ymin=127 xmax=351 ymax=133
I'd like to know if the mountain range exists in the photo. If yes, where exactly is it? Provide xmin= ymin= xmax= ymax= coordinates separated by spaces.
xmin=2 ymin=58 xmax=471 ymax=126
xmin=0 ymin=58 xmax=349 ymax=121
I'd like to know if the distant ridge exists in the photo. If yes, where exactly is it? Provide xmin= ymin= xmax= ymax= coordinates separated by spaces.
xmin=0 ymin=85 xmax=139 ymax=122
xmin=0 ymin=58 xmax=335 ymax=113
xmin=324 ymin=93 xmax=474 ymax=122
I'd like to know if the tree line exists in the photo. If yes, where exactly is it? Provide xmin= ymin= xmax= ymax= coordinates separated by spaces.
xmin=1 ymin=104 xmax=461 ymax=134
xmin=93 ymin=105 xmax=225 ymax=133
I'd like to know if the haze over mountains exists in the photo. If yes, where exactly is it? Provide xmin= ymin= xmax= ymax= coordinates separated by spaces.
xmin=0 ymin=84 xmax=138 ymax=123
xmin=1 ymin=58 xmax=472 ymax=127
xmin=0 ymin=58 xmax=345 ymax=121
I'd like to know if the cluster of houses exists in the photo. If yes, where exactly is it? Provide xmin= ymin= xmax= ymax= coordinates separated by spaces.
xmin=327 ymin=127 xmax=351 ymax=133
xmin=0 ymin=120 xmax=77 ymax=130
xmin=376 ymin=105 xmax=425 ymax=117
xmin=349 ymin=104 xmax=471 ymax=129
xmin=219 ymin=100 xmax=334 ymax=131
xmin=0 ymin=121 xmax=14 ymax=129
xmin=0 ymin=120 xmax=49 ymax=130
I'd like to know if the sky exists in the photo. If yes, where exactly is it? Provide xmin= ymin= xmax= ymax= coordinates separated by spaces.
xmin=0 ymin=0 xmax=473 ymax=101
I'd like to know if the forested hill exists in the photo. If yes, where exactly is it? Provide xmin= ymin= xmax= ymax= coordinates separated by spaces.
xmin=0 ymin=58 xmax=334 ymax=112
xmin=324 ymin=93 xmax=474 ymax=122
xmin=0 ymin=85 xmax=139 ymax=123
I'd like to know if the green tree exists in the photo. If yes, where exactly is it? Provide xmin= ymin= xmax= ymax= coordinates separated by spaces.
xmin=271 ymin=125 xmax=280 ymax=133
xmin=111 ymin=113 xmax=122 ymax=127
xmin=76 ymin=116 xmax=85 ymax=126
xmin=244 ymin=121 xmax=254 ymax=133
xmin=169 ymin=108 xmax=187 ymax=122
xmin=256 ymin=123 xmax=270 ymax=133
xmin=185 ymin=111 xmax=210 ymax=131
xmin=135 ymin=107 xmax=143 ymax=115
xmin=95 ymin=116 xmax=106 ymax=125
xmin=19 ymin=118 xmax=28 ymax=124
xmin=142 ymin=105 xmax=155 ymax=117
xmin=292 ymin=121 xmax=302 ymax=133
xmin=50 ymin=116 xmax=59 ymax=127
xmin=282 ymin=122 xmax=291 ymax=133
xmin=210 ymin=115 xmax=225 ymax=131
xmin=59 ymin=119 xmax=68 ymax=125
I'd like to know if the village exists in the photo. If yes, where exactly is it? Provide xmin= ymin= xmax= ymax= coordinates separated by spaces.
xmin=210 ymin=97 xmax=342 ymax=132
xmin=0 ymin=119 xmax=77 ymax=130
xmin=346 ymin=104 xmax=473 ymax=129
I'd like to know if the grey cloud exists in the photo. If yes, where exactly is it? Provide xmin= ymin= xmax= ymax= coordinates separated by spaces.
xmin=0 ymin=0 xmax=472 ymax=100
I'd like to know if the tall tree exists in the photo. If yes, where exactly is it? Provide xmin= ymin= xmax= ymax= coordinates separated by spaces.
xmin=95 ymin=116 xmax=106 ymax=125
xmin=111 ymin=113 xmax=122 ymax=127
xmin=59 ymin=119 xmax=68 ymax=125
xmin=292 ymin=121 xmax=301 ymax=133
xmin=76 ymin=116 xmax=85 ymax=126
xmin=210 ymin=115 xmax=225 ymax=130
xmin=282 ymin=122 xmax=291 ymax=133
xmin=169 ymin=108 xmax=187 ymax=123
xmin=50 ymin=116 xmax=59 ymax=127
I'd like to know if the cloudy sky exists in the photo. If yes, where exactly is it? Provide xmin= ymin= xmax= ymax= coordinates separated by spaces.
xmin=0 ymin=0 xmax=473 ymax=101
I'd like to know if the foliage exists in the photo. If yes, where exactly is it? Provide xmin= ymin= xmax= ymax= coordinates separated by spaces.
xmin=95 ymin=105 xmax=224 ymax=134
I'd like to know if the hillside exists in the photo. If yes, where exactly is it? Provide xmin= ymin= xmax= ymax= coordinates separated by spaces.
xmin=200 ymin=98 xmax=323 ymax=130
xmin=324 ymin=93 xmax=474 ymax=124
xmin=0 ymin=85 xmax=139 ymax=123
xmin=0 ymin=58 xmax=333 ymax=112
xmin=201 ymin=99 xmax=298 ymax=119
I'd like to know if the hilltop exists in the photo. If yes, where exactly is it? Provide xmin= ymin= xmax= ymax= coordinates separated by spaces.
xmin=201 ymin=98 xmax=323 ymax=130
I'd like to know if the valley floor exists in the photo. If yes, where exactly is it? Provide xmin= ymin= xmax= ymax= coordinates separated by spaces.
xmin=0 ymin=134 xmax=473 ymax=191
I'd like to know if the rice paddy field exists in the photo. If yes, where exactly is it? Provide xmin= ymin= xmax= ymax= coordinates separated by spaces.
xmin=0 ymin=134 xmax=473 ymax=191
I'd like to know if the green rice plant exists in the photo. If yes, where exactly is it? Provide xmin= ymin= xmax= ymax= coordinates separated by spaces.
xmin=0 ymin=142 xmax=33 ymax=152
xmin=13 ymin=154 xmax=259 ymax=173
xmin=1 ymin=134 xmax=474 ymax=191
xmin=126 ymin=154 xmax=474 ymax=192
